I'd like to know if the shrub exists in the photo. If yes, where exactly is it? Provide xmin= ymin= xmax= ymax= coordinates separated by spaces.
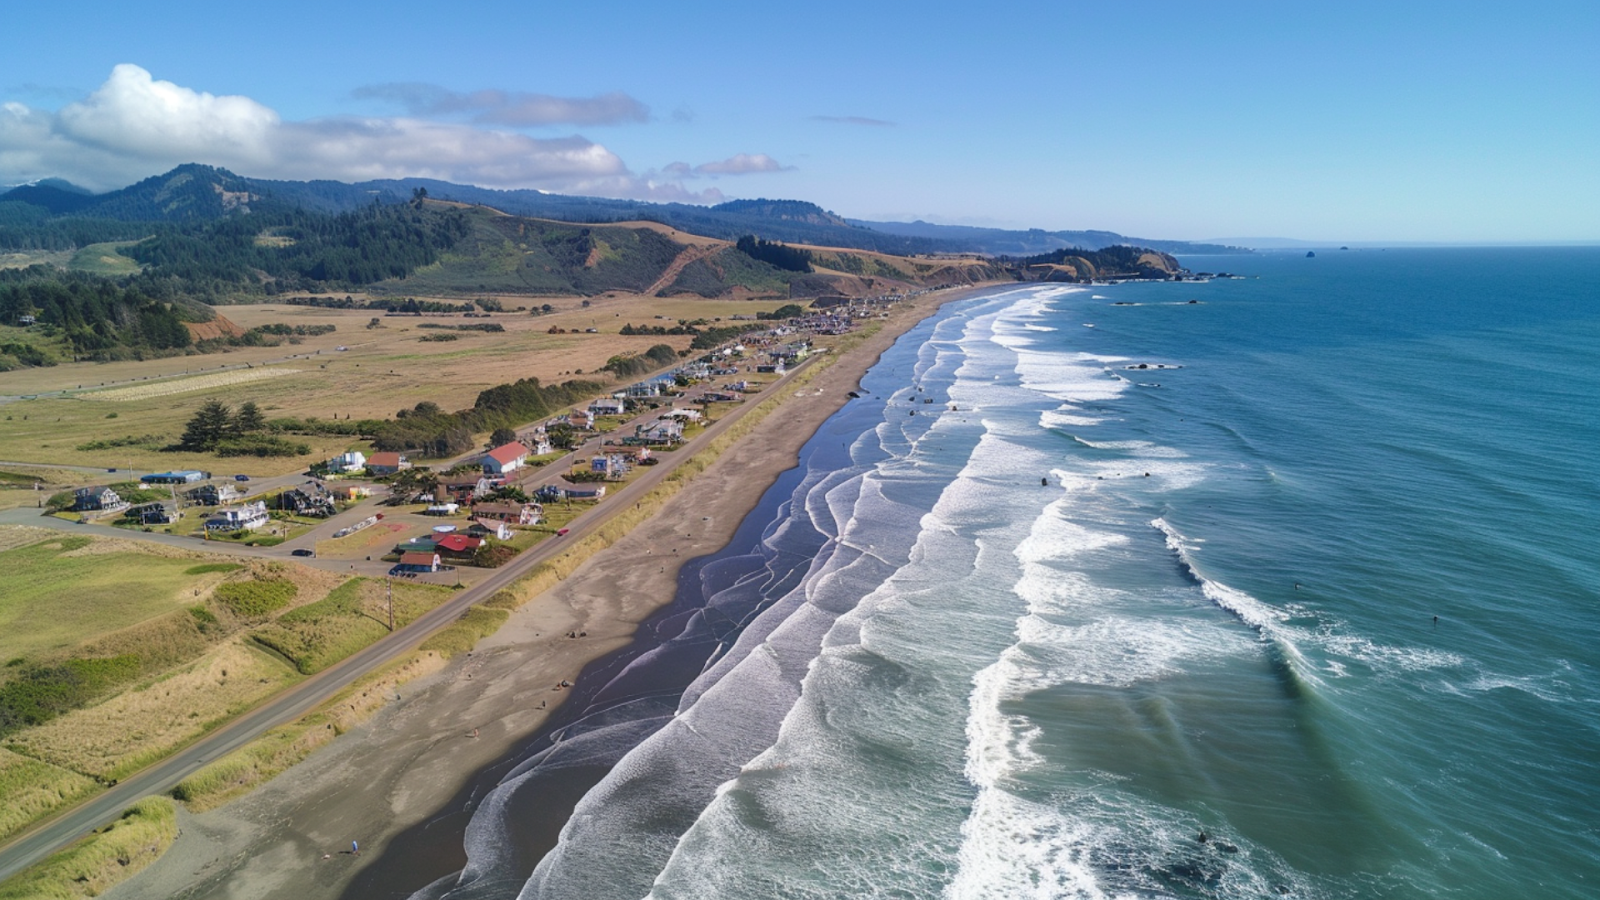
xmin=0 ymin=655 xmax=142 ymax=737
xmin=184 ymin=562 xmax=243 ymax=575
xmin=213 ymin=579 xmax=298 ymax=618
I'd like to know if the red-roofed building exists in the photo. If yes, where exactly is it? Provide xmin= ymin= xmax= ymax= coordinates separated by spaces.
xmin=482 ymin=442 xmax=530 ymax=475
xmin=433 ymin=533 xmax=485 ymax=557
xmin=397 ymin=551 xmax=440 ymax=572
xmin=366 ymin=452 xmax=411 ymax=475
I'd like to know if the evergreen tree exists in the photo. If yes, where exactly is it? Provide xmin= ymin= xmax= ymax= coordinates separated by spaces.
xmin=489 ymin=427 xmax=519 ymax=447
xmin=180 ymin=400 xmax=234 ymax=451
xmin=234 ymin=401 xmax=265 ymax=433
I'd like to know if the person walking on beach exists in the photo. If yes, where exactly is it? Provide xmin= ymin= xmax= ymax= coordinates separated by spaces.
xmin=352 ymin=840 xmax=359 ymax=856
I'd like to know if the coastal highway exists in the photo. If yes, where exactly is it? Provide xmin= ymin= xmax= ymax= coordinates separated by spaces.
xmin=0 ymin=350 xmax=825 ymax=886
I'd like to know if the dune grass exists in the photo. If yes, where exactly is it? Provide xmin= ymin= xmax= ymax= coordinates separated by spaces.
xmin=7 ymin=641 xmax=300 ymax=782
xmin=417 ymin=605 xmax=511 ymax=657
xmin=251 ymin=578 xmax=454 ymax=674
xmin=0 ymin=748 xmax=101 ymax=844
xmin=170 ymin=650 xmax=448 ymax=812
xmin=0 ymin=796 xmax=177 ymax=900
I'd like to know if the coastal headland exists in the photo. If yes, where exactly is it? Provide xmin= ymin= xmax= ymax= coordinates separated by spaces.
xmin=79 ymin=283 xmax=996 ymax=900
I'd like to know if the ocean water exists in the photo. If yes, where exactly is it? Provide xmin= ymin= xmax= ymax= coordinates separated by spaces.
xmin=417 ymin=247 xmax=1600 ymax=900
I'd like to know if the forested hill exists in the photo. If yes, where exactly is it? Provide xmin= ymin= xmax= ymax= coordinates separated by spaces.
xmin=1 ymin=165 xmax=1241 ymax=256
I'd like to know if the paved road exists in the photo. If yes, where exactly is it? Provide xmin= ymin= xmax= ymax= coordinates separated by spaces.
xmin=0 ymin=353 xmax=816 ymax=885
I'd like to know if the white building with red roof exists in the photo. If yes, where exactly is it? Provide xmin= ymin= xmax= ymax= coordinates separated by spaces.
xmin=482 ymin=442 xmax=530 ymax=475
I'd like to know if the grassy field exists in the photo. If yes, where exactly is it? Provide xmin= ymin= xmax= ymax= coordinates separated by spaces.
xmin=0 ymin=291 xmax=790 ymax=475
xmin=0 ymin=533 xmax=233 ymax=663
xmin=66 ymin=241 xmax=143 ymax=277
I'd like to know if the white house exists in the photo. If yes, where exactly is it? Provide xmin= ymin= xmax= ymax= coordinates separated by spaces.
xmin=589 ymin=397 xmax=626 ymax=417
xmin=204 ymin=500 xmax=269 ymax=531
xmin=483 ymin=442 xmax=530 ymax=475
xmin=328 ymin=451 xmax=367 ymax=474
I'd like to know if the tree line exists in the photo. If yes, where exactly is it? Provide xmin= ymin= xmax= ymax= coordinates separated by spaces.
xmin=0 ymin=276 xmax=194 ymax=360
xmin=735 ymin=235 xmax=813 ymax=273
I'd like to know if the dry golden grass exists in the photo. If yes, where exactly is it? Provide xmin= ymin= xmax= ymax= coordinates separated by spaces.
xmin=0 ymin=524 xmax=59 ymax=553
xmin=0 ymin=796 xmax=177 ymax=900
xmin=0 ymin=290 xmax=801 ymax=475
xmin=82 ymin=367 xmax=302 ymax=401
xmin=0 ymin=748 xmax=101 ymax=844
xmin=171 ymin=649 xmax=449 ymax=812
xmin=8 ymin=641 xmax=298 ymax=782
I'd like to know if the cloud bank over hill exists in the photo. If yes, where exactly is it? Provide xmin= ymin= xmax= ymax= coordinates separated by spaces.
xmin=0 ymin=65 xmax=784 ymax=201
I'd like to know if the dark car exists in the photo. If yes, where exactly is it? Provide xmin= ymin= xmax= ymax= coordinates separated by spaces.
xmin=234 ymin=474 xmax=250 ymax=481
xmin=291 ymin=548 xmax=315 ymax=557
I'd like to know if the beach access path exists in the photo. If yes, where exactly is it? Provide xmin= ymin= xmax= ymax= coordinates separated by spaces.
xmin=0 ymin=324 xmax=842 ymax=886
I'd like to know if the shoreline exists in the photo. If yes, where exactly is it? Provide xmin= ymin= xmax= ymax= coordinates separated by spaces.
xmin=100 ymin=283 xmax=996 ymax=900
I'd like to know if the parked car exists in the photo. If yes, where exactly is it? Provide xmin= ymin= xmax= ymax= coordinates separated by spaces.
xmin=291 ymin=548 xmax=315 ymax=557
xmin=234 ymin=474 xmax=250 ymax=481
xmin=556 ymin=528 xmax=570 ymax=537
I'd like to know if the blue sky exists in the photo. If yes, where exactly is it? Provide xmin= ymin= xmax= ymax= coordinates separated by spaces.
xmin=2 ymin=1 xmax=1596 ymax=242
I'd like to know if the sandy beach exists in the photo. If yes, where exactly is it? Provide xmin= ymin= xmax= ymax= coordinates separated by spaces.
xmin=100 ymin=286 xmax=988 ymax=900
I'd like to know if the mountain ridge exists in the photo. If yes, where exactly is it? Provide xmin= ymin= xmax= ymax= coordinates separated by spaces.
xmin=1 ymin=166 xmax=1244 ymax=256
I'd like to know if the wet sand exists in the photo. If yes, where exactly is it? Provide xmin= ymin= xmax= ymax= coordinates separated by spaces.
xmin=100 ymin=287 xmax=988 ymax=900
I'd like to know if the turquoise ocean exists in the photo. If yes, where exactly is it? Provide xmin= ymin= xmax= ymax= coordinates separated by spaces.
xmin=417 ymin=247 xmax=1599 ymax=900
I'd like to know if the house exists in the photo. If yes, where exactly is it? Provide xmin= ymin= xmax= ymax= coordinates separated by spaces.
xmin=397 ymin=551 xmax=441 ymax=573
xmin=424 ymin=501 xmax=460 ymax=516
xmin=395 ymin=536 xmax=438 ymax=554
xmin=624 ymin=381 xmax=660 ymax=399
xmin=566 ymin=410 xmax=594 ymax=430
xmin=433 ymin=533 xmax=484 ymax=557
xmin=589 ymin=397 xmax=626 ymax=417
xmin=439 ymin=475 xmax=492 ymax=502
xmin=142 ymin=470 xmax=208 ymax=485
xmin=124 ymin=502 xmax=174 ymax=525
xmin=755 ymin=361 xmax=786 ymax=375
xmin=276 ymin=488 xmax=336 ymax=517
xmin=562 ymin=481 xmax=607 ymax=500
xmin=482 ymin=442 xmax=529 ymax=475
xmin=634 ymin=419 xmax=684 ymax=445
xmin=590 ymin=455 xmax=628 ymax=478
xmin=472 ymin=501 xmax=542 ymax=525
xmin=73 ymin=485 xmax=125 ymax=512
xmin=185 ymin=483 xmax=240 ymax=506
xmin=204 ymin=501 xmax=269 ymax=531
xmin=541 ymin=479 xmax=605 ymax=501
xmin=467 ymin=519 xmax=514 ymax=540
xmin=17 ymin=314 xmax=35 ymax=326
xmin=327 ymin=451 xmax=367 ymax=474
xmin=364 ymin=452 xmax=410 ymax=476
xmin=660 ymin=408 xmax=702 ymax=422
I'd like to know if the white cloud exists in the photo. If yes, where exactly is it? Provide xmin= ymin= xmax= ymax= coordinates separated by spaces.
xmin=352 ymin=82 xmax=650 ymax=127
xmin=656 ymin=153 xmax=793 ymax=180
xmin=694 ymin=152 xmax=787 ymax=175
xmin=0 ymin=65 xmax=723 ymax=201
